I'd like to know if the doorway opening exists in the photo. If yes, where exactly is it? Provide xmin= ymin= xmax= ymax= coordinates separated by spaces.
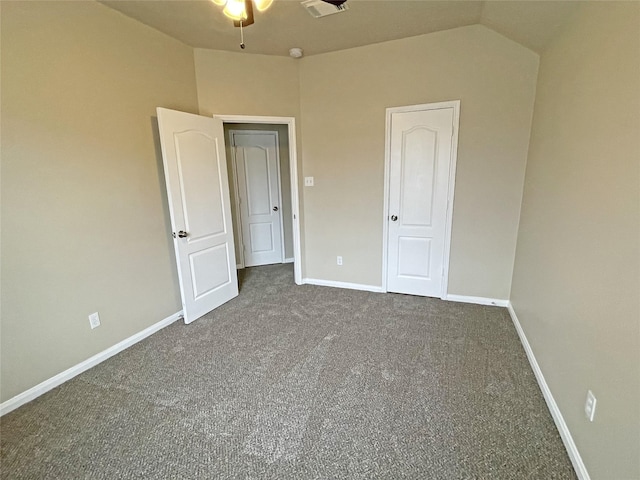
xmin=216 ymin=115 xmax=302 ymax=286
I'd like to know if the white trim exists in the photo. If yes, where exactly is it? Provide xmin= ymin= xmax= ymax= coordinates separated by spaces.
xmin=215 ymin=115 xmax=302 ymax=285
xmin=381 ymin=109 xmax=392 ymax=292
xmin=302 ymin=278 xmax=384 ymax=293
xmin=236 ymin=263 xmax=244 ymax=269
xmin=441 ymin=101 xmax=460 ymax=299
xmin=288 ymin=121 xmax=302 ymax=285
xmin=0 ymin=311 xmax=183 ymax=417
xmin=381 ymin=100 xmax=460 ymax=298
xmin=216 ymin=115 xmax=291 ymax=125
xmin=228 ymin=130 xmax=245 ymax=269
xmin=284 ymin=257 xmax=294 ymax=264
xmin=274 ymin=130 xmax=287 ymax=264
xmin=507 ymin=302 xmax=590 ymax=480
xmin=444 ymin=294 xmax=509 ymax=307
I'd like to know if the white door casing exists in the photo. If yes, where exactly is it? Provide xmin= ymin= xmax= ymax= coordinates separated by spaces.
xmin=384 ymin=102 xmax=459 ymax=298
xmin=156 ymin=108 xmax=238 ymax=324
xmin=230 ymin=131 xmax=284 ymax=267
xmin=214 ymin=115 xmax=302 ymax=285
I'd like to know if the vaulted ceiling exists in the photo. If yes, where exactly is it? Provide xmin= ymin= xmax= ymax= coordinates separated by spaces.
xmin=101 ymin=0 xmax=580 ymax=56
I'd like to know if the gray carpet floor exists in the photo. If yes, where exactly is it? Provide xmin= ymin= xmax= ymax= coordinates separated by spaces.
xmin=1 ymin=264 xmax=576 ymax=479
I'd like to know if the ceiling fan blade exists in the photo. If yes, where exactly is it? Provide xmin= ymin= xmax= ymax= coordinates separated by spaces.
xmin=320 ymin=0 xmax=347 ymax=6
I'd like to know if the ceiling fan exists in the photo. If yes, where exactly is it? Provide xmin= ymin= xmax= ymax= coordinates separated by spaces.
xmin=211 ymin=0 xmax=348 ymax=28
xmin=211 ymin=0 xmax=348 ymax=49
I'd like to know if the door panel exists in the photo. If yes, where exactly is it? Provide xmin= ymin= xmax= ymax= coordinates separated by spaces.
xmin=401 ymin=127 xmax=437 ymax=226
xmin=189 ymin=245 xmax=231 ymax=299
xmin=231 ymin=131 xmax=283 ymax=267
xmin=397 ymin=236 xmax=431 ymax=278
xmin=387 ymin=107 xmax=454 ymax=297
xmin=157 ymin=108 xmax=238 ymax=324
xmin=174 ymin=131 xmax=226 ymax=239
xmin=245 ymin=151 xmax=271 ymax=216
xmin=249 ymin=223 xmax=274 ymax=252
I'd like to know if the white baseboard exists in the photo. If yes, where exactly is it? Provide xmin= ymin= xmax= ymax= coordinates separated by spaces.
xmin=507 ymin=302 xmax=590 ymax=480
xmin=302 ymin=278 xmax=384 ymax=293
xmin=444 ymin=294 xmax=509 ymax=307
xmin=284 ymin=257 xmax=294 ymax=264
xmin=0 ymin=310 xmax=183 ymax=417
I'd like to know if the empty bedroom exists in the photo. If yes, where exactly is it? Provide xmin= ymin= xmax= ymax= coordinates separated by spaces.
xmin=1 ymin=1 xmax=638 ymax=479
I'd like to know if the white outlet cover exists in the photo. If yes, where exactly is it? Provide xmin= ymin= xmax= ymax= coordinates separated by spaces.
xmin=89 ymin=312 xmax=101 ymax=329
xmin=304 ymin=176 xmax=314 ymax=187
xmin=584 ymin=390 xmax=597 ymax=422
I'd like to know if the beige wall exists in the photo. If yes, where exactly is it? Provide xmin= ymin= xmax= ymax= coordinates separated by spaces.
xmin=0 ymin=1 xmax=198 ymax=402
xmin=510 ymin=3 xmax=640 ymax=478
xmin=194 ymin=49 xmax=300 ymax=119
xmin=298 ymin=25 xmax=539 ymax=296
xmin=194 ymin=48 xmax=304 ymax=270
xmin=223 ymin=123 xmax=294 ymax=262
xmin=3 ymin=4 xmax=637 ymax=476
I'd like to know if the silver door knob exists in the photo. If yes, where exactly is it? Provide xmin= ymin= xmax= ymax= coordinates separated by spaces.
xmin=391 ymin=215 xmax=398 ymax=221
xmin=177 ymin=230 xmax=188 ymax=238
xmin=273 ymin=206 xmax=279 ymax=212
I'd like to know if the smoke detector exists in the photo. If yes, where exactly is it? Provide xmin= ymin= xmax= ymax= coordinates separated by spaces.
xmin=289 ymin=48 xmax=304 ymax=59
xmin=301 ymin=0 xmax=349 ymax=18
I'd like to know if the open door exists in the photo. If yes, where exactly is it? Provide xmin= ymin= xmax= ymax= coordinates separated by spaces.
xmin=157 ymin=108 xmax=238 ymax=324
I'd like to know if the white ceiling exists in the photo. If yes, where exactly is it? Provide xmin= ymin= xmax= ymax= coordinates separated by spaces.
xmin=101 ymin=0 xmax=580 ymax=56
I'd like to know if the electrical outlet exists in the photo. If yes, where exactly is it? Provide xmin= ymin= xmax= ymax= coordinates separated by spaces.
xmin=584 ymin=390 xmax=597 ymax=422
xmin=304 ymin=176 xmax=314 ymax=187
xmin=337 ymin=256 xmax=343 ymax=266
xmin=88 ymin=312 xmax=101 ymax=329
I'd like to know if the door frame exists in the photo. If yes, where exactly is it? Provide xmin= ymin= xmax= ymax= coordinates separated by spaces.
xmin=228 ymin=129 xmax=286 ymax=269
xmin=381 ymin=100 xmax=460 ymax=299
xmin=214 ymin=115 xmax=302 ymax=285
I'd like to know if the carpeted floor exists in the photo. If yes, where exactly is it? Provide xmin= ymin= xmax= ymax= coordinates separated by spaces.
xmin=1 ymin=264 xmax=576 ymax=479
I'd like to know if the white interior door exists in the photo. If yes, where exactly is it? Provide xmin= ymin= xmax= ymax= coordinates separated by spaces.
xmin=386 ymin=105 xmax=457 ymax=297
xmin=231 ymin=131 xmax=283 ymax=267
xmin=156 ymin=108 xmax=238 ymax=324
